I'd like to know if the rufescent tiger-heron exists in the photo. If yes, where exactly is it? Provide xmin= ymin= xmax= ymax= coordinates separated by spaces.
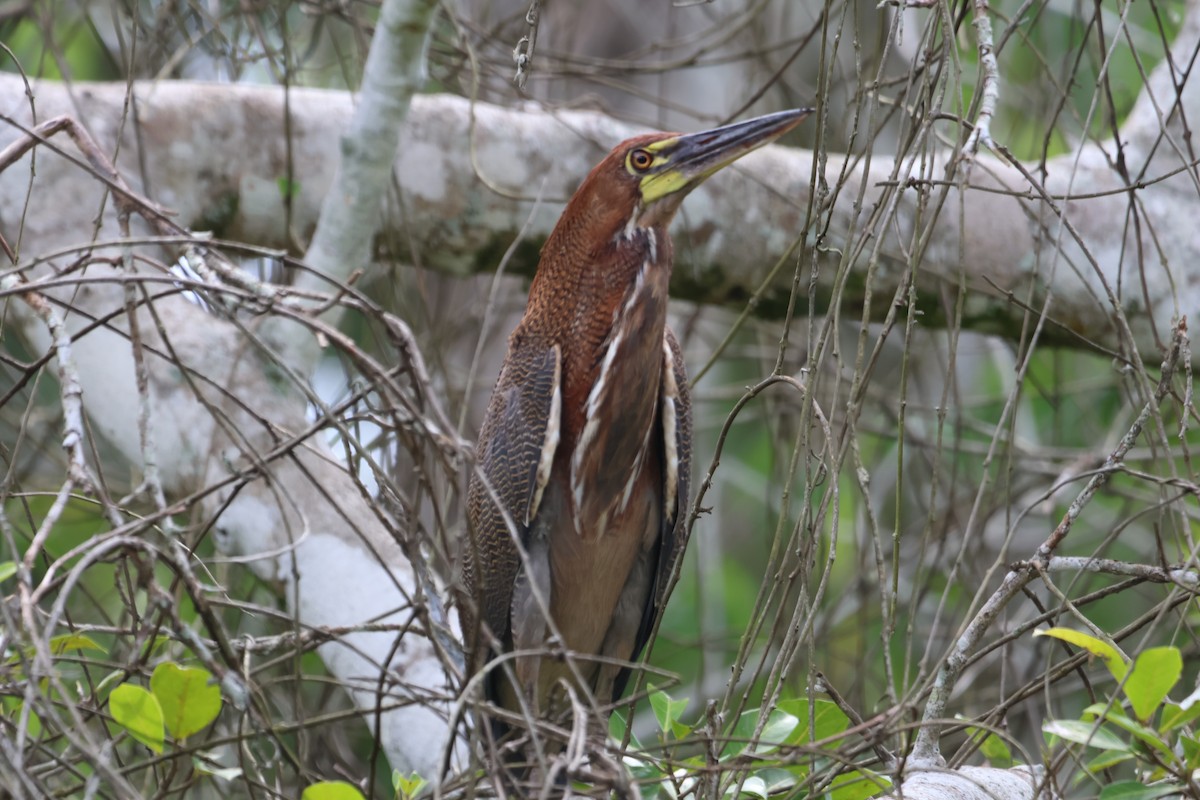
xmin=463 ymin=108 xmax=812 ymax=732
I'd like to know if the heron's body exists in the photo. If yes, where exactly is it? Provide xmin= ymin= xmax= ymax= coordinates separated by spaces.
xmin=462 ymin=109 xmax=810 ymax=723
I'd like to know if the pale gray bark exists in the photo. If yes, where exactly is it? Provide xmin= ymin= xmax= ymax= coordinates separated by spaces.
xmin=2 ymin=53 xmax=1196 ymax=368
xmin=889 ymin=765 xmax=1051 ymax=800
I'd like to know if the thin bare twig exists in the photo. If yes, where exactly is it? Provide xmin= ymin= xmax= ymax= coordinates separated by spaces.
xmin=910 ymin=318 xmax=1189 ymax=765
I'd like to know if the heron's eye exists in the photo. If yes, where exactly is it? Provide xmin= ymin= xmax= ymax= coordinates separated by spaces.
xmin=629 ymin=149 xmax=654 ymax=172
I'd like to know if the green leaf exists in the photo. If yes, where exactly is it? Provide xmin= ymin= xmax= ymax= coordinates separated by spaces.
xmin=829 ymin=768 xmax=892 ymax=800
xmin=0 ymin=561 xmax=16 ymax=583
xmin=775 ymin=698 xmax=850 ymax=745
xmin=92 ymin=669 xmax=124 ymax=700
xmin=956 ymin=717 xmax=1013 ymax=767
xmin=109 ymin=684 xmax=164 ymax=753
xmin=1178 ymin=733 xmax=1200 ymax=770
xmin=1098 ymin=781 xmax=1186 ymax=799
xmin=730 ymin=775 xmax=768 ymax=798
xmin=48 ymin=633 xmax=104 ymax=655
xmin=301 ymin=781 xmax=365 ymax=800
xmin=1083 ymin=705 xmax=1173 ymax=759
xmin=721 ymin=707 xmax=798 ymax=759
xmin=648 ymin=685 xmax=690 ymax=740
xmin=758 ymin=708 xmax=800 ymax=748
xmin=392 ymin=770 xmax=427 ymax=800
xmin=1161 ymin=699 xmax=1200 ymax=732
xmin=1124 ymin=647 xmax=1182 ymax=722
xmin=718 ymin=699 xmax=850 ymax=761
xmin=1035 ymin=628 xmax=1128 ymax=681
xmin=649 ymin=687 xmax=670 ymax=732
xmin=1043 ymin=718 xmax=1128 ymax=751
xmin=977 ymin=733 xmax=1013 ymax=767
xmin=8 ymin=632 xmax=107 ymax=671
xmin=625 ymin=755 xmax=669 ymax=798
xmin=150 ymin=662 xmax=222 ymax=739
xmin=745 ymin=768 xmax=797 ymax=795
xmin=720 ymin=710 xmax=756 ymax=759
xmin=609 ymin=709 xmax=642 ymax=749
xmin=1085 ymin=747 xmax=1135 ymax=773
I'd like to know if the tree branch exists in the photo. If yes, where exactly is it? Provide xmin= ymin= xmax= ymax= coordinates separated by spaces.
xmin=2 ymin=59 xmax=1197 ymax=368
